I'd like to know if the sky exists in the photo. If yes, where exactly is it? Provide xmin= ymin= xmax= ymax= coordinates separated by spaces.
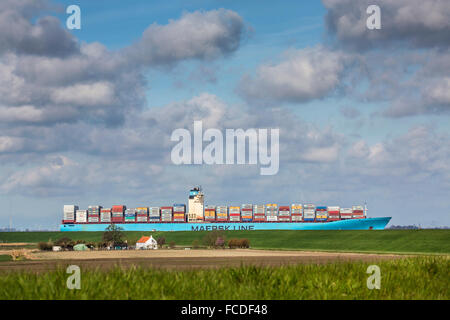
xmin=0 ymin=0 xmax=449 ymax=229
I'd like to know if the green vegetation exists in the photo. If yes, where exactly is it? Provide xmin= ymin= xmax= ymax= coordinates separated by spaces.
xmin=0 ymin=257 xmax=448 ymax=299
xmin=1 ymin=230 xmax=449 ymax=254
xmin=0 ymin=255 xmax=12 ymax=262
xmin=102 ymin=224 xmax=126 ymax=247
xmin=228 ymin=238 xmax=250 ymax=248
xmin=37 ymin=242 xmax=53 ymax=251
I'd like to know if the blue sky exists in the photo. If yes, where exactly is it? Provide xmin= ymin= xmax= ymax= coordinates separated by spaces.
xmin=0 ymin=0 xmax=449 ymax=229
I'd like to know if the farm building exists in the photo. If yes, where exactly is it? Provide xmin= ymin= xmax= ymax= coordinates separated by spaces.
xmin=135 ymin=236 xmax=157 ymax=250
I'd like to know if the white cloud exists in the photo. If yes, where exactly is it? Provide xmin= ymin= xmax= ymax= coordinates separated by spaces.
xmin=127 ymin=9 xmax=244 ymax=66
xmin=0 ymin=105 xmax=44 ymax=123
xmin=426 ymin=77 xmax=450 ymax=105
xmin=239 ymin=46 xmax=349 ymax=104
xmin=324 ymin=0 xmax=450 ymax=49
xmin=50 ymin=82 xmax=116 ymax=107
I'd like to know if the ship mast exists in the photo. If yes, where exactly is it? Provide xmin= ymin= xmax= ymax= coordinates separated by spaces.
xmin=364 ymin=201 xmax=368 ymax=218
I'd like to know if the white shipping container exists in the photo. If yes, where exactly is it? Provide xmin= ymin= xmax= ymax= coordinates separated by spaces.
xmin=100 ymin=212 xmax=111 ymax=220
xmin=266 ymin=216 xmax=278 ymax=222
xmin=64 ymin=205 xmax=79 ymax=212
xmin=76 ymin=210 xmax=87 ymax=223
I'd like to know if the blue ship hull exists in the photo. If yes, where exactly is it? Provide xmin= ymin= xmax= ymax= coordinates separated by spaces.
xmin=60 ymin=217 xmax=391 ymax=232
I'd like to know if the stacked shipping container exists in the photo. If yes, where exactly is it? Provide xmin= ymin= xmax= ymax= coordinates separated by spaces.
xmin=253 ymin=205 xmax=265 ymax=222
xmin=63 ymin=205 xmax=78 ymax=223
xmin=149 ymin=207 xmax=160 ymax=222
xmin=75 ymin=209 xmax=87 ymax=223
xmin=241 ymin=204 xmax=253 ymax=222
xmin=352 ymin=205 xmax=364 ymax=219
xmin=125 ymin=208 xmax=136 ymax=222
xmin=100 ymin=208 xmax=112 ymax=223
xmin=291 ymin=204 xmax=303 ymax=222
xmin=303 ymin=204 xmax=316 ymax=221
xmin=278 ymin=206 xmax=291 ymax=222
xmin=63 ymin=202 xmax=367 ymax=224
xmin=173 ymin=204 xmax=186 ymax=222
xmin=204 ymin=206 xmax=216 ymax=222
xmin=339 ymin=208 xmax=352 ymax=219
xmin=112 ymin=205 xmax=125 ymax=223
xmin=265 ymin=204 xmax=278 ymax=222
xmin=136 ymin=207 xmax=148 ymax=222
xmin=315 ymin=206 xmax=328 ymax=222
xmin=160 ymin=207 xmax=173 ymax=222
xmin=215 ymin=206 xmax=228 ymax=222
xmin=229 ymin=206 xmax=240 ymax=222
xmin=327 ymin=206 xmax=340 ymax=221
xmin=88 ymin=206 xmax=101 ymax=223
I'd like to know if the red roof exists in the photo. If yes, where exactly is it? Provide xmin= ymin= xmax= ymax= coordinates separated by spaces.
xmin=137 ymin=236 xmax=150 ymax=243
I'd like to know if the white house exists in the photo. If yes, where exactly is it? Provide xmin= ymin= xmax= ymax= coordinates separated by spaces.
xmin=135 ymin=235 xmax=158 ymax=250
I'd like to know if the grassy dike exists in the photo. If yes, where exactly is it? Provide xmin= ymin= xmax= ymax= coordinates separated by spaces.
xmin=0 ymin=256 xmax=448 ymax=299
xmin=1 ymin=229 xmax=449 ymax=254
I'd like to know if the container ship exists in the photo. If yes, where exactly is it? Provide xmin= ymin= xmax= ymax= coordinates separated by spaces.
xmin=61 ymin=187 xmax=391 ymax=232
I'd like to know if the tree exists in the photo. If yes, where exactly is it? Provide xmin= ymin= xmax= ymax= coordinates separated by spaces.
xmin=202 ymin=230 xmax=225 ymax=248
xmin=156 ymin=237 xmax=166 ymax=248
xmin=192 ymin=239 xmax=200 ymax=249
xmin=102 ymin=224 xmax=125 ymax=247
xmin=227 ymin=238 xmax=250 ymax=249
xmin=228 ymin=238 xmax=238 ymax=249
xmin=215 ymin=237 xmax=225 ymax=249
xmin=37 ymin=242 xmax=53 ymax=251
xmin=240 ymin=238 xmax=250 ymax=248
xmin=55 ymin=237 xmax=75 ymax=250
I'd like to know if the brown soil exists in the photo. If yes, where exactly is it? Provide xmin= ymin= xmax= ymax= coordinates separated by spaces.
xmin=0 ymin=243 xmax=34 ymax=246
xmin=0 ymin=249 xmax=406 ymax=273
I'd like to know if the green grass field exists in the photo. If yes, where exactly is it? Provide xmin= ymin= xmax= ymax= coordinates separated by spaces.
xmin=1 ymin=229 xmax=449 ymax=254
xmin=0 ymin=256 xmax=448 ymax=299
xmin=0 ymin=255 xmax=12 ymax=262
